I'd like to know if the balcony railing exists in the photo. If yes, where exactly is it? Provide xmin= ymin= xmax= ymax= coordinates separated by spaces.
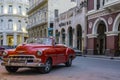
xmin=55 ymin=5 xmax=84 ymax=22
xmin=28 ymin=0 xmax=46 ymax=14
xmin=104 ymin=0 xmax=120 ymax=9
xmin=27 ymin=19 xmax=47 ymax=29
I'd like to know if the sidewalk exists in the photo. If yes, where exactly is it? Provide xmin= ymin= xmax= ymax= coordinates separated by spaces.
xmin=80 ymin=55 xmax=120 ymax=60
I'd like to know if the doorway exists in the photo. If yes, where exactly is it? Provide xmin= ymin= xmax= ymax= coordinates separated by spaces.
xmin=76 ymin=25 xmax=82 ymax=51
xmin=97 ymin=21 xmax=106 ymax=55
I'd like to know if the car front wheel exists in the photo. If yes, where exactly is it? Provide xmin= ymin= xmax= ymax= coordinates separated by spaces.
xmin=5 ymin=66 xmax=19 ymax=73
xmin=40 ymin=59 xmax=52 ymax=74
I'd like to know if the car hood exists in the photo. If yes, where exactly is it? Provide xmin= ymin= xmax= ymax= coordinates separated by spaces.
xmin=16 ymin=44 xmax=52 ymax=51
xmin=4 ymin=44 xmax=52 ymax=57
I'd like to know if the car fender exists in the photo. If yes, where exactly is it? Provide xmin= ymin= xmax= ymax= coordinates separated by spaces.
xmin=66 ymin=47 xmax=75 ymax=60
xmin=65 ymin=48 xmax=71 ymax=60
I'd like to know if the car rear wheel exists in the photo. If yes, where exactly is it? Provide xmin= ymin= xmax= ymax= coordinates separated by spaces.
xmin=40 ymin=59 xmax=52 ymax=74
xmin=65 ymin=57 xmax=72 ymax=67
xmin=5 ymin=66 xmax=19 ymax=73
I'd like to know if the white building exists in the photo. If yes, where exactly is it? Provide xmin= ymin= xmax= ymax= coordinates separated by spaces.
xmin=0 ymin=0 xmax=29 ymax=47
xmin=27 ymin=0 xmax=76 ymax=38
xmin=54 ymin=0 xmax=87 ymax=52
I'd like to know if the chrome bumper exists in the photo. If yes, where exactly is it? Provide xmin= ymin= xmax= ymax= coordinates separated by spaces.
xmin=1 ymin=57 xmax=45 ymax=67
xmin=1 ymin=62 xmax=45 ymax=67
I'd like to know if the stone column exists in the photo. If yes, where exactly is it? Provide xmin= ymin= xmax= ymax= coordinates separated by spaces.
xmin=73 ymin=29 xmax=77 ymax=48
xmin=22 ymin=33 xmax=24 ymax=43
xmin=65 ymin=32 xmax=69 ymax=46
xmin=59 ymin=32 xmax=62 ymax=44
xmin=82 ymin=6 xmax=87 ymax=54
xmin=14 ymin=33 xmax=17 ymax=46
xmin=106 ymin=32 xmax=119 ymax=56
xmin=94 ymin=0 xmax=97 ymax=10
xmin=3 ymin=33 xmax=7 ymax=46
xmin=87 ymin=34 xmax=98 ymax=55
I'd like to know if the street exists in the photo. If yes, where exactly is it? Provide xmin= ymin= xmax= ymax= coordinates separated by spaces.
xmin=0 ymin=57 xmax=120 ymax=80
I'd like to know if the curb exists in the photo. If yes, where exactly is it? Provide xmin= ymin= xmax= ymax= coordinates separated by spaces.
xmin=80 ymin=55 xmax=120 ymax=60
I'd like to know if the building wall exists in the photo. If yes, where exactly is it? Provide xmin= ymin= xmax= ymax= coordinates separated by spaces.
xmin=54 ymin=0 xmax=87 ymax=52
xmin=87 ymin=0 xmax=120 ymax=56
xmin=87 ymin=0 xmax=94 ymax=11
xmin=27 ymin=0 xmax=48 ymax=38
xmin=0 ymin=0 xmax=29 ymax=46
xmin=27 ymin=0 xmax=77 ymax=38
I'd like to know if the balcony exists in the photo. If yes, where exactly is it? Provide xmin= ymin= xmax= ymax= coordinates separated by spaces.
xmin=104 ymin=0 xmax=120 ymax=10
xmin=27 ymin=19 xmax=47 ymax=29
xmin=3 ymin=0 xmax=14 ymax=4
xmin=27 ymin=0 xmax=47 ymax=14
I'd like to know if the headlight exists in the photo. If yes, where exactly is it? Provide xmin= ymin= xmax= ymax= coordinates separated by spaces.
xmin=2 ymin=51 xmax=8 ymax=56
xmin=37 ymin=51 xmax=42 ymax=56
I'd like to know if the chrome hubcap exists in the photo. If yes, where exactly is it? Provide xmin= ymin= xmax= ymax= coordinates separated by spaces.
xmin=45 ymin=60 xmax=51 ymax=71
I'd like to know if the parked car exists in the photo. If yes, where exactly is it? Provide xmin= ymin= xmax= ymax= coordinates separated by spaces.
xmin=73 ymin=48 xmax=82 ymax=56
xmin=0 ymin=46 xmax=5 ymax=57
xmin=1 ymin=37 xmax=76 ymax=73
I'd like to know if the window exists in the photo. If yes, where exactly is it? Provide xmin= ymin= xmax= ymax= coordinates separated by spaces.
xmin=0 ymin=5 xmax=3 ymax=14
xmin=26 ymin=8 xmax=28 ymax=12
xmin=18 ymin=20 xmax=22 ymax=31
xmin=96 ymin=0 xmax=105 ymax=10
xmin=8 ymin=5 xmax=13 ymax=13
xmin=50 ymin=23 xmax=53 ymax=28
xmin=54 ymin=9 xmax=58 ymax=17
xmin=103 ymin=0 xmax=105 ymax=6
xmin=8 ymin=19 xmax=13 ymax=29
xmin=18 ymin=6 xmax=22 ymax=14
xmin=0 ymin=19 xmax=3 ymax=29
xmin=96 ymin=0 xmax=100 ymax=10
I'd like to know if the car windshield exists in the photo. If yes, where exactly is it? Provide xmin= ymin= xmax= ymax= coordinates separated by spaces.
xmin=26 ymin=38 xmax=52 ymax=45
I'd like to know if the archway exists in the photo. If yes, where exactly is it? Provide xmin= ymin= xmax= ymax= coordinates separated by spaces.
xmin=117 ymin=24 xmax=120 ymax=56
xmin=61 ymin=28 xmax=65 ymax=44
xmin=113 ymin=13 xmax=120 ymax=32
xmin=96 ymin=21 xmax=106 ymax=55
xmin=68 ymin=27 xmax=73 ymax=47
xmin=76 ymin=24 xmax=82 ymax=50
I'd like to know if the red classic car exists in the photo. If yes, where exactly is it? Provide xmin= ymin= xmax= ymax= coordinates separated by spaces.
xmin=1 ymin=37 xmax=76 ymax=73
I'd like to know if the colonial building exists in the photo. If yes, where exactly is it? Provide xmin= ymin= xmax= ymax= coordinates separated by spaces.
xmin=54 ymin=0 xmax=87 ymax=52
xmin=27 ymin=0 xmax=48 ymax=38
xmin=27 ymin=0 xmax=76 ymax=38
xmin=87 ymin=0 xmax=120 ymax=56
xmin=0 ymin=0 xmax=29 ymax=47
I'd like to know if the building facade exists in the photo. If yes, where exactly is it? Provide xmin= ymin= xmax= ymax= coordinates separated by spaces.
xmin=54 ymin=0 xmax=87 ymax=52
xmin=87 ymin=0 xmax=120 ymax=56
xmin=27 ymin=0 xmax=48 ymax=38
xmin=27 ymin=0 xmax=76 ymax=38
xmin=0 ymin=0 xmax=29 ymax=47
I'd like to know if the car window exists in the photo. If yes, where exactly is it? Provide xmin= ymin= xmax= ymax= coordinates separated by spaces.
xmin=26 ymin=38 xmax=52 ymax=45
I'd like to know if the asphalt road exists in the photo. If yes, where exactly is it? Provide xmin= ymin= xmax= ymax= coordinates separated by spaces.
xmin=0 ymin=57 xmax=120 ymax=80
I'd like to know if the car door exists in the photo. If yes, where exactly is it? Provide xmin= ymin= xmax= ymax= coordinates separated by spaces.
xmin=54 ymin=45 xmax=66 ymax=64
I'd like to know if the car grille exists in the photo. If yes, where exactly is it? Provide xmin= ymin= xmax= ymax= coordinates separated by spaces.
xmin=8 ymin=55 xmax=35 ymax=63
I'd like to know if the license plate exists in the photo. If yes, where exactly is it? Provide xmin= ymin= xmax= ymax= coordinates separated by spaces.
xmin=10 ymin=63 xmax=25 ymax=66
